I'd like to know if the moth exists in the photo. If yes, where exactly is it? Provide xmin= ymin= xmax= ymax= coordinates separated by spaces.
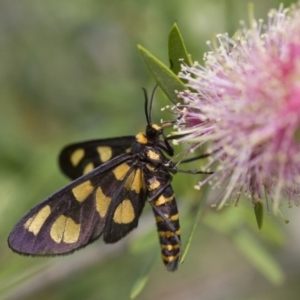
xmin=8 ymin=88 xmax=193 ymax=271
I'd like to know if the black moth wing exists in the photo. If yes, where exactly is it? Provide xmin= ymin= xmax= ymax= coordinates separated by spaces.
xmin=8 ymin=153 xmax=147 ymax=255
xmin=59 ymin=136 xmax=136 ymax=180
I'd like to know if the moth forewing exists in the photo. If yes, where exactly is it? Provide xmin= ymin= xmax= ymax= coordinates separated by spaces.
xmin=8 ymin=153 xmax=133 ymax=255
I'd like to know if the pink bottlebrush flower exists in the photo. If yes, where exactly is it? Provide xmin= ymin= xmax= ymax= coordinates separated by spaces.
xmin=174 ymin=3 xmax=300 ymax=212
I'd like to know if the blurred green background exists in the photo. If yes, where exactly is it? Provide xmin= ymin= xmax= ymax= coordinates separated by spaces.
xmin=1 ymin=0 xmax=300 ymax=299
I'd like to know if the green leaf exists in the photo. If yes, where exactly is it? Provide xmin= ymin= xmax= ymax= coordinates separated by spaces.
xmin=233 ymin=230 xmax=284 ymax=285
xmin=254 ymin=200 xmax=264 ymax=230
xmin=138 ymin=45 xmax=186 ymax=104
xmin=180 ymin=186 xmax=208 ymax=264
xmin=168 ymin=23 xmax=192 ymax=75
xmin=130 ymin=252 xmax=156 ymax=299
xmin=130 ymin=275 xmax=149 ymax=299
xmin=180 ymin=206 xmax=201 ymax=265
xmin=204 ymin=205 xmax=285 ymax=284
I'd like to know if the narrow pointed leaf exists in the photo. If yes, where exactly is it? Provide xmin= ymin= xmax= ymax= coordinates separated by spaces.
xmin=254 ymin=201 xmax=264 ymax=230
xmin=180 ymin=186 xmax=208 ymax=264
xmin=180 ymin=207 xmax=201 ymax=264
xmin=168 ymin=23 xmax=192 ymax=75
xmin=130 ymin=276 xmax=149 ymax=299
xmin=130 ymin=252 xmax=156 ymax=299
xmin=204 ymin=207 xmax=285 ymax=284
xmin=138 ymin=45 xmax=186 ymax=104
xmin=233 ymin=230 xmax=284 ymax=284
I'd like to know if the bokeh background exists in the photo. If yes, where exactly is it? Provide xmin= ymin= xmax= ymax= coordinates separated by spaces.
xmin=1 ymin=0 xmax=300 ymax=299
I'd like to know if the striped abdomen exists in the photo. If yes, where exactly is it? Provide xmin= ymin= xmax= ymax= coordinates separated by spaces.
xmin=147 ymin=175 xmax=181 ymax=271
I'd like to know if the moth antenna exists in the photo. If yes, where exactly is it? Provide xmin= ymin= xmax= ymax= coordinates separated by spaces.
xmin=148 ymin=84 xmax=159 ymax=124
xmin=143 ymin=85 xmax=159 ymax=126
xmin=142 ymin=87 xmax=151 ymax=126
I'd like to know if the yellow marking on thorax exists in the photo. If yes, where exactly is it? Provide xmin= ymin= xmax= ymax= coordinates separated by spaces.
xmin=135 ymin=132 xmax=148 ymax=144
xmin=155 ymin=213 xmax=179 ymax=223
xmin=113 ymin=199 xmax=135 ymax=224
xmin=153 ymin=194 xmax=174 ymax=206
xmin=113 ymin=163 xmax=131 ymax=180
xmin=160 ymin=244 xmax=180 ymax=251
xmin=158 ymin=229 xmax=181 ymax=238
xmin=83 ymin=162 xmax=94 ymax=174
xmin=50 ymin=215 xmax=80 ymax=244
xmin=96 ymin=187 xmax=111 ymax=217
xmin=125 ymin=168 xmax=143 ymax=192
xmin=97 ymin=146 xmax=112 ymax=162
xmin=71 ymin=149 xmax=85 ymax=166
xmin=161 ymin=253 xmax=180 ymax=262
xmin=148 ymin=179 xmax=160 ymax=191
xmin=147 ymin=149 xmax=160 ymax=161
xmin=24 ymin=205 xmax=51 ymax=235
xmin=125 ymin=147 xmax=131 ymax=153
xmin=72 ymin=181 xmax=94 ymax=202
xmin=146 ymin=164 xmax=155 ymax=172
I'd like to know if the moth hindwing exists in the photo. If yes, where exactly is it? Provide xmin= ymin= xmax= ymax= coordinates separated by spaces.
xmin=59 ymin=136 xmax=136 ymax=180
xmin=8 ymin=88 xmax=182 ymax=271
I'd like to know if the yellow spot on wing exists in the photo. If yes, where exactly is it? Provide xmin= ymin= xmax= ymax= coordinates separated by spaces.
xmin=50 ymin=216 xmax=66 ymax=243
xmin=113 ymin=164 xmax=130 ymax=180
xmin=97 ymin=146 xmax=112 ymax=162
xmin=83 ymin=162 xmax=94 ymax=174
xmin=24 ymin=205 xmax=51 ymax=235
xmin=71 ymin=149 xmax=85 ymax=166
xmin=153 ymin=194 xmax=174 ymax=206
xmin=131 ymin=169 xmax=143 ymax=192
xmin=113 ymin=199 xmax=135 ymax=224
xmin=147 ymin=150 xmax=160 ymax=161
xmin=96 ymin=187 xmax=111 ymax=217
xmin=50 ymin=215 xmax=80 ymax=244
xmin=125 ymin=168 xmax=143 ymax=192
xmin=63 ymin=218 xmax=80 ymax=244
xmin=72 ymin=181 xmax=94 ymax=202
